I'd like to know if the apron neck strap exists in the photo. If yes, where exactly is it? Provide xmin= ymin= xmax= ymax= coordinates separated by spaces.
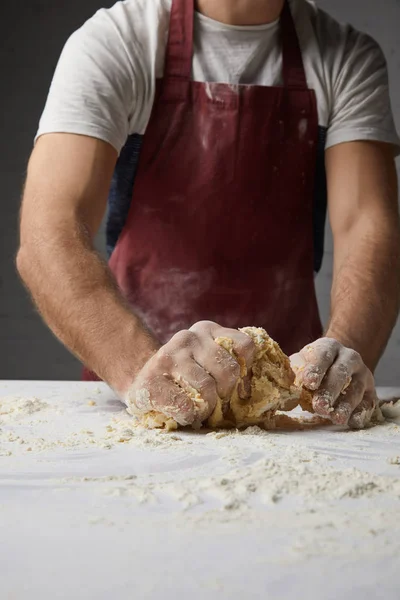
xmin=164 ymin=0 xmax=194 ymax=81
xmin=280 ymin=0 xmax=308 ymax=88
xmin=164 ymin=0 xmax=308 ymax=89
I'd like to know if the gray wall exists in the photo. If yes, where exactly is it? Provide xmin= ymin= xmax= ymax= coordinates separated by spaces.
xmin=1 ymin=0 xmax=399 ymax=383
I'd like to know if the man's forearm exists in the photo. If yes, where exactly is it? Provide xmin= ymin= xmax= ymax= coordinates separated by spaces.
xmin=17 ymin=217 xmax=159 ymax=394
xmin=326 ymin=215 xmax=400 ymax=371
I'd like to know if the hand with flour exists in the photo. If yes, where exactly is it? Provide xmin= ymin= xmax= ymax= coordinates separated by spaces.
xmin=124 ymin=321 xmax=255 ymax=427
xmin=290 ymin=338 xmax=378 ymax=429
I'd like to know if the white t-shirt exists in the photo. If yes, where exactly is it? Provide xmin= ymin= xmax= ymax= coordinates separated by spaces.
xmin=36 ymin=0 xmax=400 ymax=155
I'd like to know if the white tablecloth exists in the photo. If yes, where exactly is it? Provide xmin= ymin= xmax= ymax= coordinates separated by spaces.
xmin=1 ymin=381 xmax=400 ymax=600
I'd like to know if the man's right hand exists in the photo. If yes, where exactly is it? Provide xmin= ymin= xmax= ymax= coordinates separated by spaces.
xmin=125 ymin=321 xmax=256 ymax=426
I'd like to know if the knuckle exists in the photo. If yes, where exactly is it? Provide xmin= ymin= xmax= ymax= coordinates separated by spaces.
xmin=317 ymin=344 xmax=336 ymax=363
xmin=300 ymin=340 xmax=335 ymax=364
xmin=345 ymin=348 xmax=362 ymax=365
xmin=300 ymin=343 xmax=315 ymax=358
xmin=323 ymin=337 xmax=339 ymax=350
xmin=315 ymin=339 xmax=338 ymax=361
xmin=189 ymin=320 xmax=214 ymax=333
xmin=154 ymin=348 xmax=173 ymax=369
xmin=170 ymin=329 xmax=197 ymax=349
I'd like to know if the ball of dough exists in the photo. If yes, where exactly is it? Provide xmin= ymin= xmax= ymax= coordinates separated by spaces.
xmin=134 ymin=327 xmax=311 ymax=431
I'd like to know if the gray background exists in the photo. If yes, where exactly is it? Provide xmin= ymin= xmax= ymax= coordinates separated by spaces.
xmin=1 ymin=0 xmax=399 ymax=383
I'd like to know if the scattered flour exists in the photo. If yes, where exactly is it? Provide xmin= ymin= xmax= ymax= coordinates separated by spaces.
xmin=68 ymin=451 xmax=400 ymax=510
xmin=0 ymin=398 xmax=192 ymax=454
xmin=381 ymin=399 xmax=400 ymax=420
xmin=2 ymin=388 xmax=400 ymax=570
xmin=2 ymin=394 xmax=400 ymax=534
xmin=0 ymin=396 xmax=50 ymax=423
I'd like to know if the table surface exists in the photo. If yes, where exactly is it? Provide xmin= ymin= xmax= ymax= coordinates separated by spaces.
xmin=1 ymin=381 xmax=400 ymax=600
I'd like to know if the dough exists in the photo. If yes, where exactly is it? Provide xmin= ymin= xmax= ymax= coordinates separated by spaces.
xmin=137 ymin=327 xmax=312 ymax=431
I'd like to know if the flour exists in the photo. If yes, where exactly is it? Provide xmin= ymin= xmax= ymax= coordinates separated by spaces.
xmin=3 ymin=391 xmax=400 ymax=536
xmin=62 ymin=423 xmax=400 ymax=516
xmin=0 ymin=396 xmax=54 ymax=455
xmin=0 ymin=399 xmax=190 ymax=454
xmin=0 ymin=396 xmax=50 ymax=423
xmin=381 ymin=399 xmax=400 ymax=420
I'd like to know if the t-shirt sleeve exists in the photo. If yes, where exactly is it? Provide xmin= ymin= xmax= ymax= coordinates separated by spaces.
xmin=35 ymin=9 xmax=140 ymax=154
xmin=326 ymin=27 xmax=400 ymax=154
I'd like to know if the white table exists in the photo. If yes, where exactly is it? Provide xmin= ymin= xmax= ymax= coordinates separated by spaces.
xmin=1 ymin=381 xmax=400 ymax=600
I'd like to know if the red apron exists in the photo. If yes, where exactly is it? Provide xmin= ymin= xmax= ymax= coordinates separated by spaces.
xmin=83 ymin=0 xmax=322 ymax=381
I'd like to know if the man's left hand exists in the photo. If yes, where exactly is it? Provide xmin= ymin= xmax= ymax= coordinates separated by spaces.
xmin=290 ymin=338 xmax=378 ymax=429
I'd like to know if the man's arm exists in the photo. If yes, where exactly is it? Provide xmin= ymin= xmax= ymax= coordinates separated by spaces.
xmin=17 ymin=133 xmax=159 ymax=395
xmin=291 ymin=141 xmax=399 ymax=427
xmin=325 ymin=140 xmax=400 ymax=371
xmin=17 ymin=133 xmax=251 ymax=425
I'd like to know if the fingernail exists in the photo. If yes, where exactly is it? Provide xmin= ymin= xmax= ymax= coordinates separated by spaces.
xmin=314 ymin=398 xmax=332 ymax=415
xmin=306 ymin=380 xmax=320 ymax=391
xmin=303 ymin=367 xmax=322 ymax=390
xmin=175 ymin=405 xmax=195 ymax=427
xmin=348 ymin=409 xmax=371 ymax=430
xmin=349 ymin=413 xmax=365 ymax=430
xmin=135 ymin=388 xmax=151 ymax=411
xmin=331 ymin=403 xmax=353 ymax=425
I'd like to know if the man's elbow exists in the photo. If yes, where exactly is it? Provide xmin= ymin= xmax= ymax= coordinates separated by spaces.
xmin=16 ymin=223 xmax=46 ymax=288
xmin=16 ymin=240 xmax=36 ymax=288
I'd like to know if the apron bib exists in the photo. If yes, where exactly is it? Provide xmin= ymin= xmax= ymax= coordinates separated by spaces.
xmin=83 ymin=0 xmax=322 ymax=381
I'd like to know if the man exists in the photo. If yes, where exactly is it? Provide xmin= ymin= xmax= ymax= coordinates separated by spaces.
xmin=17 ymin=0 xmax=400 ymax=428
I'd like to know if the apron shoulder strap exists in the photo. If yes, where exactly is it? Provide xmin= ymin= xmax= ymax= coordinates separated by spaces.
xmin=280 ymin=0 xmax=308 ymax=89
xmin=163 ymin=0 xmax=194 ymax=81
xmin=163 ymin=0 xmax=308 ymax=90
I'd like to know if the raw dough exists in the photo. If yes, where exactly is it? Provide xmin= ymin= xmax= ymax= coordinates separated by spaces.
xmin=137 ymin=327 xmax=312 ymax=430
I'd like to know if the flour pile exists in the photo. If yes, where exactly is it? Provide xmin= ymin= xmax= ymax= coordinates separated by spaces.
xmin=0 ymin=396 xmax=50 ymax=423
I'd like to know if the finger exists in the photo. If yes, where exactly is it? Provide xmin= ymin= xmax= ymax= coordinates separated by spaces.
xmin=193 ymin=340 xmax=241 ymax=399
xmin=300 ymin=339 xmax=340 ymax=390
xmin=312 ymin=355 xmax=355 ymax=416
xmin=329 ymin=377 xmax=366 ymax=425
xmin=289 ymin=352 xmax=307 ymax=385
xmin=299 ymin=339 xmax=340 ymax=390
xmin=134 ymin=375 xmax=196 ymax=426
xmin=189 ymin=321 xmax=256 ymax=373
xmin=348 ymin=390 xmax=377 ymax=430
xmin=170 ymin=359 xmax=219 ymax=421
xmin=219 ymin=327 xmax=256 ymax=373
